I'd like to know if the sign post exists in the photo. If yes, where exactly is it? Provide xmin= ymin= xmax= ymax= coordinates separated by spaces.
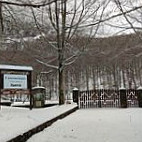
xmin=28 ymin=71 xmax=32 ymax=110
xmin=0 ymin=64 xmax=33 ymax=110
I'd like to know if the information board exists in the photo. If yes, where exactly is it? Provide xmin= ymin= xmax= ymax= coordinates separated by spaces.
xmin=4 ymin=74 xmax=27 ymax=89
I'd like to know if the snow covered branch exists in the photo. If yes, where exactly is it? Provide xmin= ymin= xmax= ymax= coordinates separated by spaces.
xmin=63 ymin=51 xmax=82 ymax=66
xmin=36 ymin=59 xmax=58 ymax=70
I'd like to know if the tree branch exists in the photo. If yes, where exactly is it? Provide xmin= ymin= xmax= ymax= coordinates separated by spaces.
xmin=36 ymin=59 xmax=58 ymax=69
xmin=68 ymin=4 xmax=142 ymax=29
xmin=0 ymin=0 xmax=58 ymax=8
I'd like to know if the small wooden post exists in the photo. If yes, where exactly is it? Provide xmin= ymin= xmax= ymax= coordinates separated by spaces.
xmin=137 ymin=87 xmax=142 ymax=107
xmin=98 ymin=89 xmax=102 ymax=108
xmin=120 ymin=87 xmax=127 ymax=108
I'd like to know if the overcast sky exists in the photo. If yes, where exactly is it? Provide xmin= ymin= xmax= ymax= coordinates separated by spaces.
xmin=2 ymin=0 xmax=142 ymax=37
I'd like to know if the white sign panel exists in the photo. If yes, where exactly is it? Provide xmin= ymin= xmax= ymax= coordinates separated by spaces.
xmin=4 ymin=74 xmax=27 ymax=89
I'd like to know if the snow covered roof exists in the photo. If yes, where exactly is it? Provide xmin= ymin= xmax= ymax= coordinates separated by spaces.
xmin=32 ymin=86 xmax=46 ymax=90
xmin=137 ymin=86 xmax=142 ymax=90
xmin=0 ymin=64 xmax=33 ymax=71
xmin=119 ymin=87 xmax=126 ymax=90
xmin=73 ymin=87 xmax=79 ymax=91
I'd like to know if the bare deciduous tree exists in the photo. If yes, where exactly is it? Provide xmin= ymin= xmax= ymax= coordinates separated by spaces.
xmin=1 ymin=0 xmax=142 ymax=104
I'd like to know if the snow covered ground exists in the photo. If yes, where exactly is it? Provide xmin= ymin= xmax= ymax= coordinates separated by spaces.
xmin=11 ymin=100 xmax=59 ymax=107
xmin=0 ymin=103 xmax=77 ymax=142
xmin=28 ymin=108 xmax=142 ymax=142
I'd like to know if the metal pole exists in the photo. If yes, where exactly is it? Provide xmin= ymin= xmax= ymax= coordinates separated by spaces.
xmin=29 ymin=71 xmax=33 ymax=110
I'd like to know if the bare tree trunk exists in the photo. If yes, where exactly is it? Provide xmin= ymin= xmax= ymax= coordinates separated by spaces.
xmin=136 ymin=58 xmax=142 ymax=87
xmin=0 ymin=2 xmax=4 ymax=32
xmin=92 ymin=66 xmax=96 ymax=90
xmin=122 ymin=69 xmax=126 ymax=88
xmin=112 ymin=65 xmax=118 ymax=89
xmin=85 ymin=67 xmax=89 ymax=91
xmin=58 ymin=69 xmax=65 ymax=104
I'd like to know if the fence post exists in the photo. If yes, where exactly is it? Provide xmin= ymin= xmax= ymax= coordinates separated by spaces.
xmin=137 ymin=87 xmax=142 ymax=107
xmin=72 ymin=88 xmax=79 ymax=104
xmin=120 ymin=88 xmax=127 ymax=108
xmin=98 ymin=89 xmax=102 ymax=108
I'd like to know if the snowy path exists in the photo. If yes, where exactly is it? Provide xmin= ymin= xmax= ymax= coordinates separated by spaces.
xmin=27 ymin=108 xmax=142 ymax=142
xmin=0 ymin=104 xmax=77 ymax=142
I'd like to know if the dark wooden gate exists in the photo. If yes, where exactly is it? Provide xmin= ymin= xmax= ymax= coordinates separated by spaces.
xmin=78 ymin=89 xmax=138 ymax=108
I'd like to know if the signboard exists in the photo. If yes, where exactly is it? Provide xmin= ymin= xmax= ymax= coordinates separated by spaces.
xmin=1 ymin=89 xmax=30 ymax=95
xmin=4 ymin=74 xmax=27 ymax=89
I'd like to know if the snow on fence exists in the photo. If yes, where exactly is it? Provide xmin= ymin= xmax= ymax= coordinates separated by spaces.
xmin=78 ymin=89 xmax=139 ymax=109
